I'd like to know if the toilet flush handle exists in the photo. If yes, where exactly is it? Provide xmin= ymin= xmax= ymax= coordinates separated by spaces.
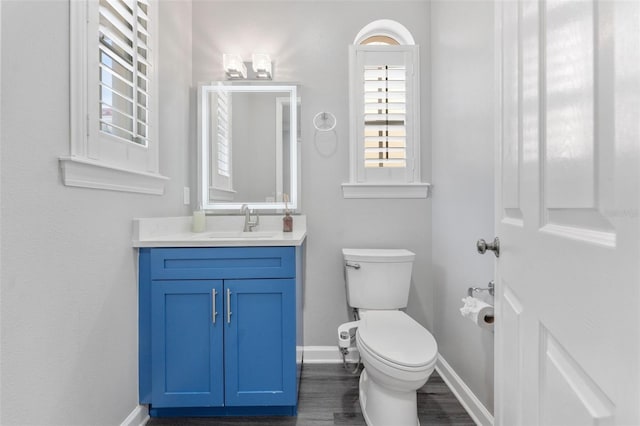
xmin=345 ymin=261 xmax=361 ymax=270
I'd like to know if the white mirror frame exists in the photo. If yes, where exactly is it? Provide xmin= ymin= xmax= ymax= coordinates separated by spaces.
xmin=198 ymin=84 xmax=299 ymax=212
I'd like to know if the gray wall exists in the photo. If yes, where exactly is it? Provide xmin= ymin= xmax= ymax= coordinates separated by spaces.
xmin=192 ymin=0 xmax=433 ymax=343
xmin=431 ymin=0 xmax=495 ymax=413
xmin=0 ymin=1 xmax=192 ymax=424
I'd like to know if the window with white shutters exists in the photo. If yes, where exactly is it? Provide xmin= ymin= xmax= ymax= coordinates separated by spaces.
xmin=215 ymin=91 xmax=231 ymax=178
xmin=343 ymin=20 xmax=429 ymax=199
xmin=364 ymin=64 xmax=407 ymax=169
xmin=62 ymin=0 xmax=167 ymax=195
xmin=99 ymin=0 xmax=150 ymax=146
xmin=353 ymin=46 xmax=415 ymax=186
xmin=207 ymin=88 xmax=235 ymax=202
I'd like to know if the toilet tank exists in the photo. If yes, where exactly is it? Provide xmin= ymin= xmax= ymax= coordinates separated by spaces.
xmin=342 ymin=248 xmax=416 ymax=309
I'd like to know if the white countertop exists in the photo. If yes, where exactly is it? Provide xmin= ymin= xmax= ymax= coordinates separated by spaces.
xmin=132 ymin=214 xmax=306 ymax=248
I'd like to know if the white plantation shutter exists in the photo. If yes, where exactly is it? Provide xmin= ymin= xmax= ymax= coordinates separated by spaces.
xmin=206 ymin=89 xmax=234 ymax=201
xmin=352 ymin=45 xmax=419 ymax=184
xmin=215 ymin=91 xmax=231 ymax=177
xmin=99 ymin=0 xmax=150 ymax=146
xmin=363 ymin=65 xmax=407 ymax=168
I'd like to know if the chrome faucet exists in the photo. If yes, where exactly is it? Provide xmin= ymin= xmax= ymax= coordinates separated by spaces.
xmin=241 ymin=204 xmax=259 ymax=232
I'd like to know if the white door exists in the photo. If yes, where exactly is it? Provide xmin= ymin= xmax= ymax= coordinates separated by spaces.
xmin=494 ymin=1 xmax=640 ymax=425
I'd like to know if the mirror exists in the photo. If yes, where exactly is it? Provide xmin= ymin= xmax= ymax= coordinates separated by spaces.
xmin=198 ymin=83 xmax=300 ymax=211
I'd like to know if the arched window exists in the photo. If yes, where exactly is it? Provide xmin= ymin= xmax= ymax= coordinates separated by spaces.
xmin=361 ymin=35 xmax=400 ymax=45
xmin=354 ymin=19 xmax=415 ymax=45
xmin=343 ymin=20 xmax=427 ymax=198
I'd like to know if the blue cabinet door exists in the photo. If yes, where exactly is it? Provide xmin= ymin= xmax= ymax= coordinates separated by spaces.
xmin=151 ymin=280 xmax=224 ymax=408
xmin=224 ymin=279 xmax=297 ymax=406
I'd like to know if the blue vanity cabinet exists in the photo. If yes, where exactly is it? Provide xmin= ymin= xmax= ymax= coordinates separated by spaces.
xmin=139 ymin=246 xmax=300 ymax=417
xmin=224 ymin=279 xmax=296 ymax=407
xmin=150 ymin=280 xmax=224 ymax=408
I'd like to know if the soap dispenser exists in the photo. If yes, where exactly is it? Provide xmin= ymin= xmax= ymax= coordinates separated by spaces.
xmin=283 ymin=194 xmax=293 ymax=232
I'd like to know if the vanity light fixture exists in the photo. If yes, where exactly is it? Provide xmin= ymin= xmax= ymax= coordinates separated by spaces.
xmin=223 ymin=53 xmax=247 ymax=79
xmin=251 ymin=53 xmax=272 ymax=80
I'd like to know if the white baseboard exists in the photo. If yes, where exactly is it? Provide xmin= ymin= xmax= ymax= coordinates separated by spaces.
xmin=303 ymin=345 xmax=360 ymax=364
xmin=436 ymin=355 xmax=494 ymax=426
xmin=120 ymin=405 xmax=149 ymax=426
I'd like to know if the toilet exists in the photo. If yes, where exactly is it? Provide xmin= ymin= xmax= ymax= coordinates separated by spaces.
xmin=340 ymin=248 xmax=438 ymax=426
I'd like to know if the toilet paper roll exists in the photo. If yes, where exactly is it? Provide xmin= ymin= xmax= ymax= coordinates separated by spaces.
xmin=460 ymin=296 xmax=494 ymax=330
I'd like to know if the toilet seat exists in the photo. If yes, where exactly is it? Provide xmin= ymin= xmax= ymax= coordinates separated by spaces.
xmin=357 ymin=311 xmax=438 ymax=370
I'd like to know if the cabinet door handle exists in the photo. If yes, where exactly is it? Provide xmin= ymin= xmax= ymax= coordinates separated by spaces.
xmin=212 ymin=289 xmax=217 ymax=324
xmin=227 ymin=288 xmax=232 ymax=324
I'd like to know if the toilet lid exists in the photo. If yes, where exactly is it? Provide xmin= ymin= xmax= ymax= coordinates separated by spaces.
xmin=357 ymin=311 xmax=438 ymax=368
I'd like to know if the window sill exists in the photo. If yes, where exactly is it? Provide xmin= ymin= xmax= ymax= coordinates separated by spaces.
xmin=209 ymin=186 xmax=237 ymax=202
xmin=59 ymin=156 xmax=169 ymax=195
xmin=341 ymin=182 xmax=431 ymax=199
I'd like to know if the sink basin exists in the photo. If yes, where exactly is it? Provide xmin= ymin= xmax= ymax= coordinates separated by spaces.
xmin=200 ymin=231 xmax=279 ymax=240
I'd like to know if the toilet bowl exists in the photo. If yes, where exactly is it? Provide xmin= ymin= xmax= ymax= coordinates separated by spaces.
xmin=355 ymin=310 xmax=438 ymax=426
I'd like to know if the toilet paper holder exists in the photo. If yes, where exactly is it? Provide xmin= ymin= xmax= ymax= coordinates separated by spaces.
xmin=468 ymin=280 xmax=495 ymax=297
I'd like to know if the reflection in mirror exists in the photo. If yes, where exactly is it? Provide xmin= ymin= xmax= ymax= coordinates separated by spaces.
xmin=198 ymin=83 xmax=299 ymax=211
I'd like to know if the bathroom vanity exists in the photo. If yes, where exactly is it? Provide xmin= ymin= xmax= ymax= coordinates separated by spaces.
xmin=133 ymin=216 xmax=306 ymax=417
xmin=133 ymin=81 xmax=305 ymax=417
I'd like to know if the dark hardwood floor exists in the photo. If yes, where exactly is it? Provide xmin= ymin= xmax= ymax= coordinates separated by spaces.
xmin=148 ymin=364 xmax=476 ymax=425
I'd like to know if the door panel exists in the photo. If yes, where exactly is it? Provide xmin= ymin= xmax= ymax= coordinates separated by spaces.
xmin=151 ymin=280 xmax=224 ymax=408
xmin=496 ymin=284 xmax=523 ymax=426
xmin=541 ymin=0 xmax=616 ymax=246
xmin=495 ymin=0 xmax=640 ymax=424
xmin=224 ymin=279 xmax=296 ymax=406
xmin=501 ymin=0 xmax=524 ymax=224
xmin=544 ymin=0 xmax=596 ymax=210
xmin=539 ymin=328 xmax=615 ymax=426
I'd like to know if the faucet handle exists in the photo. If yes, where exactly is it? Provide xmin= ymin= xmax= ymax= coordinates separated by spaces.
xmin=247 ymin=209 xmax=259 ymax=231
